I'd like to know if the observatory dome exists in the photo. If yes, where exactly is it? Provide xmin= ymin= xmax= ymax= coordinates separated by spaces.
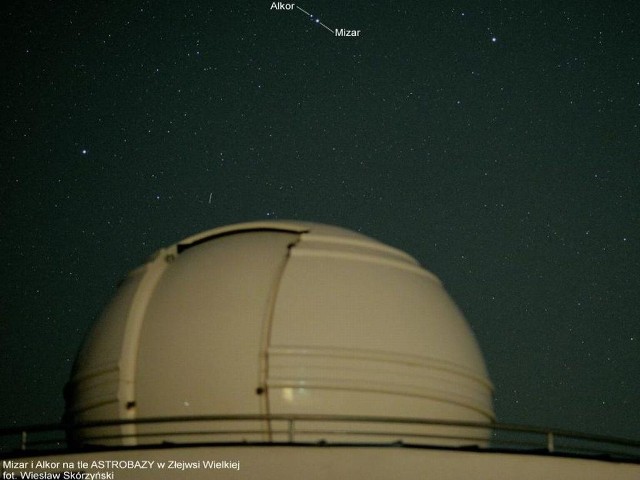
xmin=64 ymin=221 xmax=494 ymax=446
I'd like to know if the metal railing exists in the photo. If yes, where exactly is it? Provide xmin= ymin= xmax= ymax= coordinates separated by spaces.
xmin=1 ymin=414 xmax=639 ymax=462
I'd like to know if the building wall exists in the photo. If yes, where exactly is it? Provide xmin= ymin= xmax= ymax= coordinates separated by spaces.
xmin=3 ymin=445 xmax=639 ymax=480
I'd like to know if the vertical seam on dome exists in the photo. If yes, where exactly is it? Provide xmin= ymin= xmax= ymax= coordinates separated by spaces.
xmin=258 ymin=236 xmax=302 ymax=441
xmin=118 ymin=248 xmax=174 ymax=445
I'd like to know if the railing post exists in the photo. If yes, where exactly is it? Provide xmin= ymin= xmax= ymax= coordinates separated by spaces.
xmin=288 ymin=419 xmax=294 ymax=443
xmin=21 ymin=430 xmax=27 ymax=450
xmin=547 ymin=431 xmax=554 ymax=453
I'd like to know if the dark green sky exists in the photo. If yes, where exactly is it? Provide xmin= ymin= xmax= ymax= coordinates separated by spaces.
xmin=1 ymin=1 xmax=639 ymax=442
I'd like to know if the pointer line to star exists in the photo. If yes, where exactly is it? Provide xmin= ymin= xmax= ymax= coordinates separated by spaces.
xmin=295 ymin=5 xmax=334 ymax=34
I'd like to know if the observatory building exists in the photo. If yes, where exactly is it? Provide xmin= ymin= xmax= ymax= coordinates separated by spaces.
xmin=2 ymin=221 xmax=639 ymax=479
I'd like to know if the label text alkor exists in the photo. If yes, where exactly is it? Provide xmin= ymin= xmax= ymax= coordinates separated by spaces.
xmin=271 ymin=2 xmax=295 ymax=9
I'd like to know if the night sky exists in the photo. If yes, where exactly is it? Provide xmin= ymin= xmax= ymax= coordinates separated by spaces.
xmin=2 ymin=1 xmax=639 ymax=443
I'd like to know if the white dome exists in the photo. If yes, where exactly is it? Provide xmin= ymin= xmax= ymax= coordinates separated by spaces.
xmin=64 ymin=221 xmax=494 ymax=445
